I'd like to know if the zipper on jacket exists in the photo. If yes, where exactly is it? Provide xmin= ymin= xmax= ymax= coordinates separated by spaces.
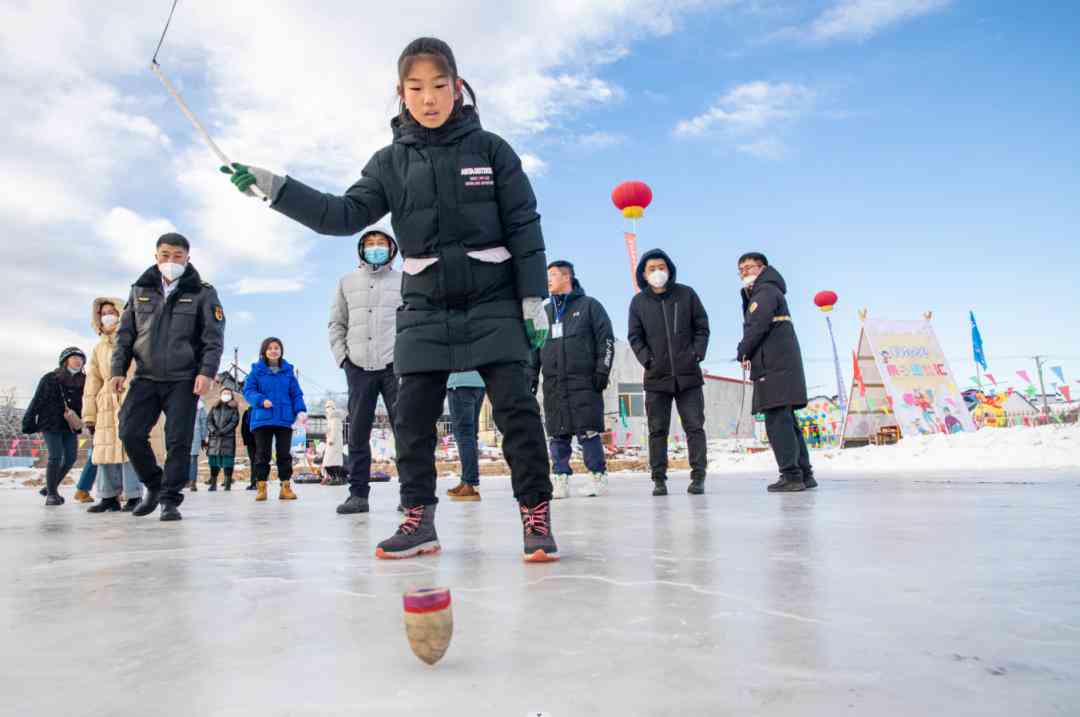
xmin=660 ymin=298 xmax=678 ymax=383
xmin=674 ymin=301 xmax=678 ymax=336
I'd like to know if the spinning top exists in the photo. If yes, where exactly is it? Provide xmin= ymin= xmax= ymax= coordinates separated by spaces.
xmin=403 ymin=587 xmax=453 ymax=665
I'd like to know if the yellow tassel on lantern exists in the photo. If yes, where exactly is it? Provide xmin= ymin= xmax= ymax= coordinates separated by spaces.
xmin=622 ymin=205 xmax=644 ymax=219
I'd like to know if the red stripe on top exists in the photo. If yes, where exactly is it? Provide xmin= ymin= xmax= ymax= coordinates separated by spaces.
xmin=403 ymin=588 xmax=451 ymax=614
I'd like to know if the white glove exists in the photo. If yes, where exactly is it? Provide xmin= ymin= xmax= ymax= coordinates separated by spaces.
xmin=222 ymin=163 xmax=286 ymax=203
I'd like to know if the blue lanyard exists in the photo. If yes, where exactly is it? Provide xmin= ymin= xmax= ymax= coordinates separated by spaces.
xmin=553 ymin=296 xmax=567 ymax=323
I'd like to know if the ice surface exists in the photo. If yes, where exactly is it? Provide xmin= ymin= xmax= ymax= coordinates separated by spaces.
xmin=1 ymin=471 xmax=1078 ymax=716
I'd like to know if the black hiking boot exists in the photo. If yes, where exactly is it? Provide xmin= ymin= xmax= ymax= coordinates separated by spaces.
xmin=767 ymin=476 xmax=806 ymax=492
xmin=160 ymin=503 xmax=182 ymax=521
xmin=121 ymin=498 xmax=140 ymax=512
xmin=652 ymin=478 xmax=668 ymax=496
xmin=375 ymin=505 xmax=440 ymax=559
xmin=337 ymin=495 xmax=369 ymax=514
xmin=88 ymin=496 xmax=122 ymax=513
xmin=520 ymin=501 xmax=559 ymax=562
xmin=687 ymin=477 xmax=705 ymax=495
xmin=132 ymin=487 xmax=161 ymax=517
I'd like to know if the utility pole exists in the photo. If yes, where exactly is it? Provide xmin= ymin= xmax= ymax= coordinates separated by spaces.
xmin=1033 ymin=355 xmax=1051 ymax=418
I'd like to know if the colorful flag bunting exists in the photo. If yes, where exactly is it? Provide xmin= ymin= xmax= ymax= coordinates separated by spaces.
xmin=970 ymin=311 xmax=987 ymax=370
xmin=1051 ymin=366 xmax=1066 ymax=385
xmin=1017 ymin=370 xmax=1033 ymax=385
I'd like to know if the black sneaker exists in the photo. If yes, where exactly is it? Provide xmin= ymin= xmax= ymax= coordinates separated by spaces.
xmin=88 ymin=497 xmax=122 ymax=513
xmin=337 ymin=495 xmax=369 ymax=514
xmin=520 ymin=501 xmax=559 ymax=562
xmin=767 ymin=476 xmax=806 ymax=492
xmin=376 ymin=505 xmax=440 ymax=559
xmin=44 ymin=494 xmax=64 ymax=506
xmin=687 ymin=477 xmax=705 ymax=495
xmin=121 ymin=498 xmax=140 ymax=512
xmin=652 ymin=479 xmax=668 ymax=496
xmin=246 ymin=482 xmax=256 ymax=491
xmin=803 ymin=474 xmax=818 ymax=489
xmin=160 ymin=503 xmax=182 ymax=521
xmin=132 ymin=488 xmax=161 ymax=517
xmin=208 ymin=481 xmax=217 ymax=492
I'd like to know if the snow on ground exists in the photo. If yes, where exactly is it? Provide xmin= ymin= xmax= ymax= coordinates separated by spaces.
xmin=708 ymin=423 xmax=1080 ymax=474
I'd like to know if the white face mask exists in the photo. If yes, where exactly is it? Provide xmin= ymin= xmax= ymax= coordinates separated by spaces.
xmin=742 ymin=274 xmax=757 ymax=287
xmin=647 ymin=270 xmax=669 ymax=289
xmin=100 ymin=314 xmax=119 ymax=329
xmin=159 ymin=262 xmax=186 ymax=281
xmin=220 ymin=393 xmax=233 ymax=403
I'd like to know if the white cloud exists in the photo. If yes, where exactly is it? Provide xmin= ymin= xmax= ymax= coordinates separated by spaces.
xmin=788 ymin=0 xmax=951 ymax=43
xmin=675 ymin=82 xmax=816 ymax=137
xmin=737 ymin=137 xmax=789 ymax=160
xmin=0 ymin=0 xmax=716 ymax=394
xmin=229 ymin=278 xmax=306 ymax=296
xmin=520 ymin=154 xmax=549 ymax=177
xmin=233 ymin=310 xmax=255 ymax=323
xmin=575 ymin=131 xmax=627 ymax=150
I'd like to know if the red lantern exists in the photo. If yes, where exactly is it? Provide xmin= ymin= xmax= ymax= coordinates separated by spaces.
xmin=611 ymin=181 xmax=653 ymax=219
xmin=814 ymin=290 xmax=838 ymax=313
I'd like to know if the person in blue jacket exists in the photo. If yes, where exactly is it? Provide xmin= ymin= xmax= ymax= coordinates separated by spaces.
xmin=243 ymin=337 xmax=307 ymax=502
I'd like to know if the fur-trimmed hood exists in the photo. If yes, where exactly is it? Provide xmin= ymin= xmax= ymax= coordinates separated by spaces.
xmin=91 ymin=296 xmax=126 ymax=337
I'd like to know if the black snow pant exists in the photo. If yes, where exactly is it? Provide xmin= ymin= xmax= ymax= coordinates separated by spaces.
xmin=344 ymin=361 xmax=399 ymax=499
xmin=253 ymin=427 xmax=293 ymax=483
xmin=394 ymin=362 xmax=551 ymax=508
xmin=119 ymin=377 xmax=198 ymax=507
xmin=764 ymin=406 xmax=813 ymax=481
xmin=646 ymin=386 xmax=708 ymax=481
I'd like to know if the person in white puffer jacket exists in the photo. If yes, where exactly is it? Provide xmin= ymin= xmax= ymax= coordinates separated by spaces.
xmin=330 ymin=223 xmax=403 ymax=515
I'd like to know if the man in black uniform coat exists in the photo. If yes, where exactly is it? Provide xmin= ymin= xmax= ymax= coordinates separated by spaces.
xmin=735 ymin=252 xmax=817 ymax=492
xmin=112 ymin=233 xmax=225 ymax=520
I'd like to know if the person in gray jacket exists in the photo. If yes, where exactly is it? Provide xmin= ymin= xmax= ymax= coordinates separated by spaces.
xmin=331 ymin=224 xmax=403 ymax=515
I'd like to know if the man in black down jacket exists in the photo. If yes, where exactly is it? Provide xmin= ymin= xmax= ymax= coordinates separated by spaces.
xmin=112 ymin=233 xmax=225 ymax=520
xmin=535 ymin=261 xmax=614 ymax=499
xmin=628 ymin=249 xmax=710 ymax=496
xmin=735 ymin=252 xmax=816 ymax=492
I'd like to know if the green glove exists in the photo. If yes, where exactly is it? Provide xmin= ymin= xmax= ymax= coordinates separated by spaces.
xmin=219 ymin=163 xmax=285 ymax=202
xmin=522 ymin=297 xmax=549 ymax=350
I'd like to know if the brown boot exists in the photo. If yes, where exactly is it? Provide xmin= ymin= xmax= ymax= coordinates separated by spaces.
xmin=73 ymin=489 xmax=94 ymax=503
xmin=255 ymin=481 xmax=268 ymax=502
xmin=446 ymin=482 xmax=466 ymax=497
xmin=279 ymin=480 xmax=297 ymax=501
xmin=449 ymin=483 xmax=481 ymax=502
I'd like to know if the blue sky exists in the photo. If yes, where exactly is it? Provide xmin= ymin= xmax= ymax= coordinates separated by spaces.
xmin=2 ymin=1 xmax=1078 ymax=404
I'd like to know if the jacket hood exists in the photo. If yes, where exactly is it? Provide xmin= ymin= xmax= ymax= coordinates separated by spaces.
xmin=358 ymin=222 xmax=400 ymax=267
xmin=134 ymin=262 xmax=204 ymax=294
xmin=635 ymin=248 xmax=677 ymax=292
xmin=392 ymin=104 xmax=482 ymax=147
xmin=91 ymin=296 xmax=126 ymax=336
xmin=741 ymin=265 xmax=787 ymax=310
xmin=553 ymin=277 xmax=586 ymax=304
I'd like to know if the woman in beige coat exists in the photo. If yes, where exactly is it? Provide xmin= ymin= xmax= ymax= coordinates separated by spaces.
xmin=82 ymin=297 xmax=165 ymax=512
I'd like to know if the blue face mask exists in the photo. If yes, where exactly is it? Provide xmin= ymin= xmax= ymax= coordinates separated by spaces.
xmin=363 ymin=247 xmax=390 ymax=265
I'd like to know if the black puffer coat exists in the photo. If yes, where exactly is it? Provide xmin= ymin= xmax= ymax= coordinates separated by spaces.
xmin=272 ymin=106 xmax=547 ymax=374
xmin=736 ymin=266 xmax=808 ymax=412
xmin=112 ymin=264 xmax=225 ymax=382
xmin=535 ymin=279 xmax=614 ymax=436
xmin=206 ymin=402 xmax=240 ymax=457
xmin=22 ymin=369 xmax=85 ymax=434
xmin=627 ymin=249 xmax=710 ymax=394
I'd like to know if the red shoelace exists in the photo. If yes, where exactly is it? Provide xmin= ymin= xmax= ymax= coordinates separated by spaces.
xmin=398 ymin=506 xmax=425 ymax=535
xmin=520 ymin=501 xmax=550 ymax=536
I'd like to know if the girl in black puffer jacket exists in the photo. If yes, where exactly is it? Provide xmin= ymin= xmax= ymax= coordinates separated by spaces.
xmin=22 ymin=347 xmax=86 ymax=505
xmin=224 ymin=38 xmax=558 ymax=563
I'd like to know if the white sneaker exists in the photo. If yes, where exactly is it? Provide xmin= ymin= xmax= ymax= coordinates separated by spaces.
xmin=552 ymin=474 xmax=570 ymax=500
xmin=583 ymin=473 xmax=608 ymax=497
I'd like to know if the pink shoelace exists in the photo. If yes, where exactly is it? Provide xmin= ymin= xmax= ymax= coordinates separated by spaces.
xmin=520 ymin=501 xmax=551 ymax=536
xmin=398 ymin=506 xmax=425 ymax=535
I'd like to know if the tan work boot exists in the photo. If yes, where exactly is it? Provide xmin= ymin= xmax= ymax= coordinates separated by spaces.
xmin=448 ymin=483 xmax=480 ymax=502
xmin=255 ymin=481 xmax=268 ymax=502
xmin=446 ymin=482 xmax=466 ymax=497
xmin=73 ymin=489 xmax=94 ymax=503
xmin=279 ymin=480 xmax=297 ymax=501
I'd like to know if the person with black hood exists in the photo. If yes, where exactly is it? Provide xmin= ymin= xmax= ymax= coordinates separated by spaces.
xmin=534 ymin=261 xmax=614 ymax=499
xmin=206 ymin=388 xmax=241 ymax=491
xmin=328 ymin=222 xmax=402 ymax=515
xmin=22 ymin=347 xmax=86 ymax=506
xmin=736 ymin=253 xmax=816 ymax=492
xmin=628 ymin=249 xmax=711 ymax=496
xmin=222 ymin=37 xmax=558 ymax=563
xmin=111 ymin=232 xmax=225 ymax=521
